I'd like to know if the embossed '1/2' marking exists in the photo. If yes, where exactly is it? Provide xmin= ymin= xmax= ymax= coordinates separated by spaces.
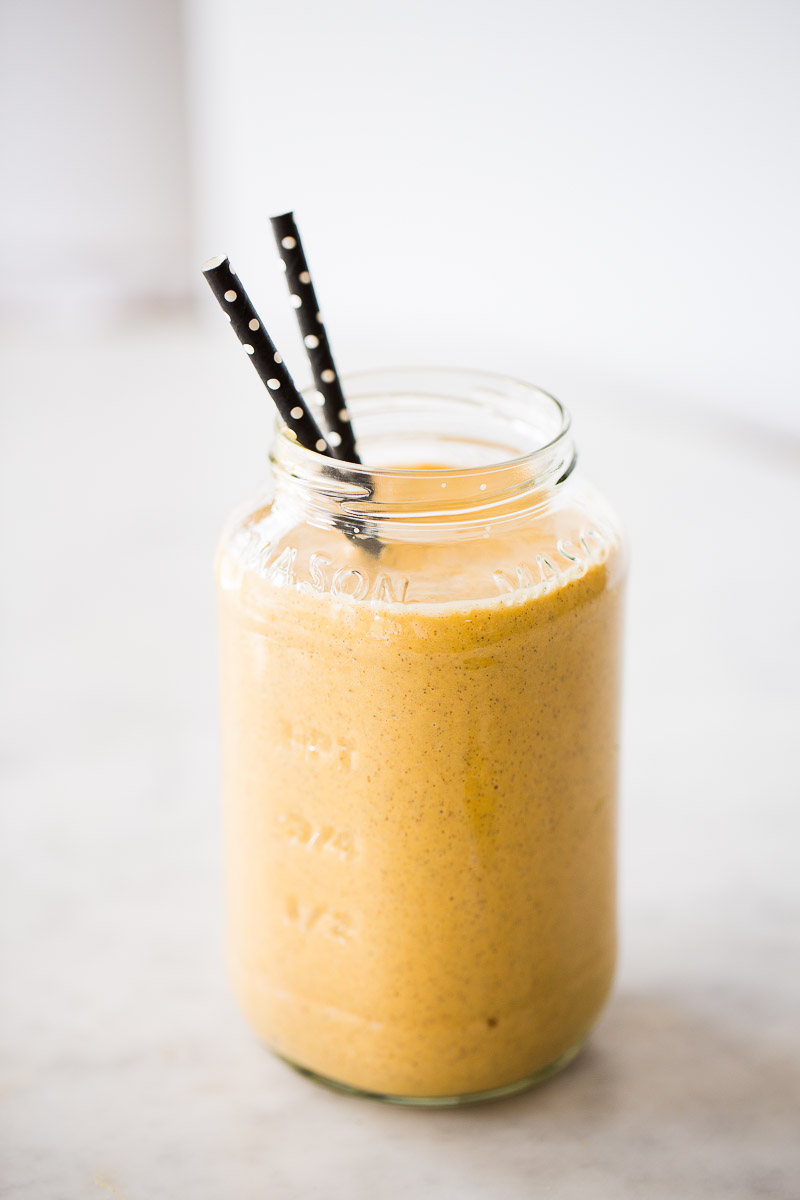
xmin=284 ymin=895 xmax=355 ymax=942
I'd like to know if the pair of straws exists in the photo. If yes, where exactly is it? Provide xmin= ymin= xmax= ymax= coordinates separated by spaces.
xmin=202 ymin=213 xmax=360 ymax=464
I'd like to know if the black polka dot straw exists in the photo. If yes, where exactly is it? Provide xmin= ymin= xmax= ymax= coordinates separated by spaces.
xmin=269 ymin=212 xmax=360 ymax=464
xmin=203 ymin=253 xmax=382 ymax=558
xmin=202 ymin=256 xmax=334 ymax=458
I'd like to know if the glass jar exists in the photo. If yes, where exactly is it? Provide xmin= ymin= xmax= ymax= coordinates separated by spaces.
xmin=217 ymin=367 xmax=626 ymax=1105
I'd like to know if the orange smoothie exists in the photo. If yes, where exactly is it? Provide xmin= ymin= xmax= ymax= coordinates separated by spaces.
xmin=218 ymin=476 xmax=624 ymax=1099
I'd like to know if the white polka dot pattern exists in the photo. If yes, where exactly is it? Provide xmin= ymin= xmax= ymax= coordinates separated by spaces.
xmin=269 ymin=210 xmax=361 ymax=465
xmin=201 ymin=254 xmax=333 ymax=462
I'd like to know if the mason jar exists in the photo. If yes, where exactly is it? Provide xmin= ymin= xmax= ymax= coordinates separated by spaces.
xmin=217 ymin=367 xmax=626 ymax=1105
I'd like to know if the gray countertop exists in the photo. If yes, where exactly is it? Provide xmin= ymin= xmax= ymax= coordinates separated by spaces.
xmin=1 ymin=320 xmax=798 ymax=1198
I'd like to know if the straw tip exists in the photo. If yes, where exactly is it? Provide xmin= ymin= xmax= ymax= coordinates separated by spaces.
xmin=202 ymin=254 xmax=229 ymax=273
xmin=269 ymin=211 xmax=295 ymax=225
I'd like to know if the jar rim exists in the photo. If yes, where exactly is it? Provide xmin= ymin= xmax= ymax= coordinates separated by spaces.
xmin=272 ymin=365 xmax=572 ymax=480
xmin=269 ymin=366 xmax=577 ymax=538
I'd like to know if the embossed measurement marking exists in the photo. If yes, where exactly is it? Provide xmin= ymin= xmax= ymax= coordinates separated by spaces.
xmin=284 ymin=895 xmax=355 ymax=942
xmin=278 ymin=720 xmax=356 ymax=769
xmin=278 ymin=812 xmax=355 ymax=859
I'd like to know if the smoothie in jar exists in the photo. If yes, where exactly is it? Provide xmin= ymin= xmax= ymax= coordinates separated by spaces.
xmin=217 ymin=369 xmax=625 ymax=1102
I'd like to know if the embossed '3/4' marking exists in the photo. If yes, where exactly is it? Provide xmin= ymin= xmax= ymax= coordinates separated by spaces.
xmin=278 ymin=812 xmax=356 ymax=860
xmin=284 ymin=895 xmax=355 ymax=943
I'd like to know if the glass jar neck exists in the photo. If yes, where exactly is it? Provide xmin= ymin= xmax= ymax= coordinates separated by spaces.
xmin=269 ymin=368 xmax=576 ymax=543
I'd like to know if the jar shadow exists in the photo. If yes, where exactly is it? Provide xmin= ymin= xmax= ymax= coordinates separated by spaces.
xmin=413 ymin=989 xmax=798 ymax=1194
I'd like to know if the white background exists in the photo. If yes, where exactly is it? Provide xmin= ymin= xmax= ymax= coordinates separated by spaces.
xmin=2 ymin=0 xmax=798 ymax=432
xmin=0 ymin=0 xmax=190 ymax=323
xmin=1 ymin=3 xmax=799 ymax=1196
xmin=187 ymin=0 xmax=800 ymax=437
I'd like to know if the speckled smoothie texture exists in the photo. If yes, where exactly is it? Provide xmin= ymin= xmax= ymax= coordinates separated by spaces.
xmin=218 ymin=500 xmax=624 ymax=1098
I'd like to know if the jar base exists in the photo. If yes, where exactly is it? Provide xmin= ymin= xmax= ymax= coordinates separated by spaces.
xmin=280 ymin=1040 xmax=583 ymax=1108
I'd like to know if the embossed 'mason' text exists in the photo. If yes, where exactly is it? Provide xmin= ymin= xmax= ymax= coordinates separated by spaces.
xmin=492 ymin=527 xmax=610 ymax=595
xmin=256 ymin=546 xmax=409 ymax=603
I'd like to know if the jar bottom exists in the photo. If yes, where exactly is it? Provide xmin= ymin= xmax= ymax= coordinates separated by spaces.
xmin=279 ymin=1040 xmax=584 ymax=1108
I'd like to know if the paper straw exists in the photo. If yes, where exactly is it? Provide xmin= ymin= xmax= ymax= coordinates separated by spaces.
xmin=270 ymin=212 xmax=360 ymax=463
